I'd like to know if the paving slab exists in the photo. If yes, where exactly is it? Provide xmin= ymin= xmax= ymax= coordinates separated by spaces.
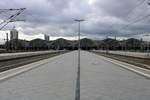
xmin=0 ymin=51 xmax=150 ymax=100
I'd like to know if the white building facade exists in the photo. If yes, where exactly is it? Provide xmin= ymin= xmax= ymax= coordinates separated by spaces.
xmin=44 ymin=35 xmax=49 ymax=41
xmin=10 ymin=28 xmax=18 ymax=40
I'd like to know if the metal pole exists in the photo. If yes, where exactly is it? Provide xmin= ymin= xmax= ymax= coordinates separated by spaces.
xmin=75 ymin=21 xmax=80 ymax=100
xmin=6 ymin=33 xmax=8 ymax=51
xmin=147 ymin=42 xmax=149 ymax=52
xmin=106 ymin=34 xmax=109 ymax=54
xmin=74 ymin=19 xmax=84 ymax=100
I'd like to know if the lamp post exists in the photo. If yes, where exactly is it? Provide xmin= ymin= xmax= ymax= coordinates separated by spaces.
xmin=74 ymin=19 xmax=84 ymax=100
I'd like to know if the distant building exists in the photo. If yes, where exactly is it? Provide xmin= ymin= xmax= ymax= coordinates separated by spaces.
xmin=10 ymin=27 xmax=18 ymax=40
xmin=44 ymin=35 xmax=49 ymax=41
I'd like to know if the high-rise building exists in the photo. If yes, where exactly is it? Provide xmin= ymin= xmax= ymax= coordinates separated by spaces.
xmin=10 ymin=27 xmax=18 ymax=40
xmin=44 ymin=35 xmax=49 ymax=41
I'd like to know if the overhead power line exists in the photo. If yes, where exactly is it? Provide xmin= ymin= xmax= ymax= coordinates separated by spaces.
xmin=119 ymin=12 xmax=150 ymax=32
xmin=0 ymin=8 xmax=26 ymax=30
xmin=126 ymin=0 xmax=146 ymax=19
xmin=109 ymin=0 xmax=147 ymax=36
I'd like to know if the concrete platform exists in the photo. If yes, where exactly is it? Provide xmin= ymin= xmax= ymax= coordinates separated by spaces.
xmin=0 ymin=51 xmax=150 ymax=100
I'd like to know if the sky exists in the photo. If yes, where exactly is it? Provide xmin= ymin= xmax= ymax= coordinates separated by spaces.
xmin=0 ymin=0 xmax=150 ymax=43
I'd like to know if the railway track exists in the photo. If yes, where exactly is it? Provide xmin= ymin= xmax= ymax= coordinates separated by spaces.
xmin=92 ymin=51 xmax=150 ymax=70
xmin=0 ymin=52 xmax=62 ymax=72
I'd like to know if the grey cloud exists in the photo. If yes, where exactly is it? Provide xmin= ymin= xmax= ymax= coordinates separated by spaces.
xmin=0 ymin=0 xmax=150 ymax=39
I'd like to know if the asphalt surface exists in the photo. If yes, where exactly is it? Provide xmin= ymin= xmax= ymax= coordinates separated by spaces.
xmin=0 ymin=51 xmax=150 ymax=100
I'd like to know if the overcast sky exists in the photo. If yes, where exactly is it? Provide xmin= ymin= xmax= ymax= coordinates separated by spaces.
xmin=0 ymin=0 xmax=150 ymax=43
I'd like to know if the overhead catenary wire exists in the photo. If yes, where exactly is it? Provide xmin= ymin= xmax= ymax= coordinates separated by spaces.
xmin=126 ymin=0 xmax=147 ymax=19
xmin=108 ymin=0 xmax=148 ymax=37
xmin=109 ymin=0 xmax=146 ymax=29
xmin=118 ymin=11 xmax=150 ymax=34
xmin=111 ymin=0 xmax=150 ymax=36
xmin=0 ymin=8 xmax=26 ymax=30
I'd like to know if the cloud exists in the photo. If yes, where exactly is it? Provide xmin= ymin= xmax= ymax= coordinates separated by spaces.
xmin=0 ymin=0 xmax=150 ymax=41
